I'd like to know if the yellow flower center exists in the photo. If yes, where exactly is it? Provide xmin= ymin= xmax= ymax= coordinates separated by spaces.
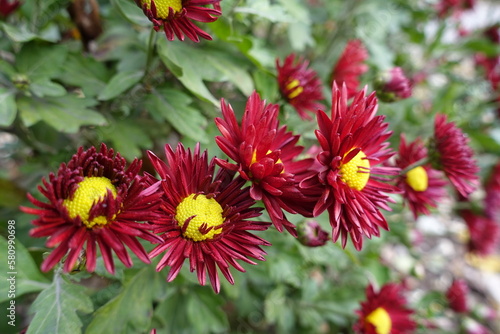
xmin=141 ymin=0 xmax=183 ymax=18
xmin=251 ymin=150 xmax=284 ymax=173
xmin=340 ymin=149 xmax=370 ymax=191
xmin=286 ymin=79 xmax=304 ymax=99
xmin=405 ymin=166 xmax=428 ymax=192
xmin=366 ymin=307 xmax=392 ymax=334
xmin=175 ymin=194 xmax=224 ymax=242
xmin=63 ymin=177 xmax=117 ymax=229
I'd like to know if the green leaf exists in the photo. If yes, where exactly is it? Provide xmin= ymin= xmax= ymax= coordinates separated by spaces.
xmin=0 ymin=23 xmax=37 ymax=43
xmin=0 ymin=178 xmax=25 ymax=208
xmin=17 ymin=95 xmax=106 ymax=133
xmin=31 ymin=79 xmax=66 ymax=97
xmin=27 ymin=272 xmax=92 ymax=334
xmin=235 ymin=0 xmax=292 ymax=22
xmin=205 ymin=50 xmax=254 ymax=96
xmin=85 ymin=267 xmax=161 ymax=334
xmin=0 ymin=88 xmax=17 ymax=126
xmin=146 ymin=88 xmax=209 ymax=143
xmin=98 ymin=70 xmax=144 ymax=101
xmin=0 ymin=236 xmax=51 ymax=304
xmin=112 ymin=0 xmax=151 ymax=26
xmin=16 ymin=43 xmax=68 ymax=81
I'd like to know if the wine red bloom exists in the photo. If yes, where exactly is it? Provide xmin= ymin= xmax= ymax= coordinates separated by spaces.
xmin=431 ymin=114 xmax=479 ymax=198
xmin=215 ymin=91 xmax=316 ymax=237
xmin=0 ymin=0 xmax=20 ymax=17
xmin=276 ymin=54 xmax=325 ymax=120
xmin=302 ymin=83 xmax=400 ymax=250
xmin=146 ymin=144 xmax=271 ymax=293
xmin=135 ymin=0 xmax=221 ymax=42
xmin=354 ymin=283 xmax=417 ymax=334
xmin=331 ymin=39 xmax=369 ymax=99
xmin=460 ymin=210 xmax=500 ymax=256
xmin=485 ymin=161 xmax=500 ymax=222
xmin=395 ymin=135 xmax=447 ymax=219
xmin=436 ymin=0 xmax=475 ymax=18
xmin=375 ymin=67 xmax=412 ymax=102
xmin=20 ymin=144 xmax=162 ymax=274
xmin=446 ymin=279 xmax=469 ymax=313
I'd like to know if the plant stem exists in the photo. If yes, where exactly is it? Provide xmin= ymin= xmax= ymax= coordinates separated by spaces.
xmin=399 ymin=157 xmax=431 ymax=176
xmin=143 ymin=27 xmax=157 ymax=82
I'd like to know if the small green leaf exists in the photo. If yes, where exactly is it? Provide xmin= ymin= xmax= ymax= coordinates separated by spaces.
xmin=112 ymin=0 xmax=151 ymax=26
xmin=16 ymin=43 xmax=68 ymax=80
xmin=31 ymin=79 xmax=66 ymax=97
xmin=0 ymin=236 xmax=51 ymax=304
xmin=27 ymin=272 xmax=93 ymax=334
xmin=17 ymin=95 xmax=106 ymax=133
xmin=98 ymin=70 xmax=144 ymax=101
xmin=146 ymin=88 xmax=209 ymax=143
xmin=0 ymin=23 xmax=37 ymax=43
xmin=0 ymin=179 xmax=25 ymax=208
xmin=0 ymin=88 xmax=17 ymax=126
xmin=85 ymin=267 xmax=161 ymax=334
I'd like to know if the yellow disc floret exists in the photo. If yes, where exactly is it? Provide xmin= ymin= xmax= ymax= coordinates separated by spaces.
xmin=141 ymin=0 xmax=183 ymax=18
xmin=286 ymin=79 xmax=304 ymax=99
xmin=405 ymin=166 xmax=428 ymax=192
xmin=340 ymin=149 xmax=370 ymax=191
xmin=175 ymin=194 xmax=224 ymax=242
xmin=63 ymin=177 xmax=118 ymax=229
xmin=365 ymin=307 xmax=392 ymax=334
xmin=251 ymin=150 xmax=284 ymax=173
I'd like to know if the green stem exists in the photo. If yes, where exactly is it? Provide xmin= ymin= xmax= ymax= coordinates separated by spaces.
xmin=399 ymin=157 xmax=430 ymax=176
xmin=142 ymin=27 xmax=157 ymax=82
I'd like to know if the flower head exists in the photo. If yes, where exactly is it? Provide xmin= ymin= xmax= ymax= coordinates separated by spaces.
xmin=375 ymin=67 xmax=412 ymax=102
xmin=431 ymin=114 xmax=479 ymax=198
xmin=146 ymin=144 xmax=271 ymax=293
xmin=460 ymin=210 xmax=500 ymax=256
xmin=331 ymin=39 xmax=369 ymax=99
xmin=0 ymin=0 xmax=20 ymax=18
xmin=485 ymin=161 xmax=500 ymax=222
xmin=297 ymin=220 xmax=329 ymax=247
xmin=135 ymin=0 xmax=221 ymax=42
xmin=446 ymin=279 xmax=469 ymax=313
xmin=354 ymin=283 xmax=417 ymax=334
xmin=276 ymin=54 xmax=325 ymax=120
xmin=215 ymin=92 xmax=316 ymax=237
xmin=395 ymin=135 xmax=447 ymax=218
xmin=21 ymin=144 xmax=162 ymax=274
xmin=302 ymin=83 xmax=400 ymax=250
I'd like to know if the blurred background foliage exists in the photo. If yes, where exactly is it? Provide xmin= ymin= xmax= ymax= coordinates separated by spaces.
xmin=1 ymin=0 xmax=500 ymax=333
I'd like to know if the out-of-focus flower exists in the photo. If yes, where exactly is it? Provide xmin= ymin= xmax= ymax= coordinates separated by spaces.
xmin=354 ymin=283 xmax=417 ymax=334
xmin=446 ymin=279 xmax=469 ymax=313
xmin=331 ymin=39 xmax=369 ymax=99
xmin=436 ymin=0 xmax=475 ymax=18
xmin=0 ymin=0 xmax=20 ymax=18
xmin=395 ymin=135 xmax=447 ymax=219
xmin=374 ymin=67 xmax=412 ymax=102
xmin=135 ymin=0 xmax=221 ymax=42
xmin=430 ymin=114 xmax=479 ymax=198
xmin=465 ymin=319 xmax=493 ymax=334
xmin=276 ymin=54 xmax=325 ymax=120
xmin=297 ymin=220 xmax=329 ymax=247
xmin=21 ymin=144 xmax=162 ymax=274
xmin=215 ymin=92 xmax=316 ymax=237
xmin=301 ymin=83 xmax=400 ymax=250
xmin=146 ymin=144 xmax=271 ymax=293
xmin=460 ymin=210 xmax=500 ymax=256
xmin=485 ymin=161 xmax=500 ymax=223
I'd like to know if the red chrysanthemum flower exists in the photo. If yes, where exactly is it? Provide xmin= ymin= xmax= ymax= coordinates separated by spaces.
xmin=485 ymin=161 xmax=500 ymax=222
xmin=20 ymin=144 xmax=162 ymax=274
xmin=276 ymin=54 xmax=325 ymax=120
xmin=460 ymin=210 xmax=500 ymax=256
xmin=375 ymin=67 xmax=412 ymax=103
xmin=146 ymin=144 xmax=271 ymax=293
xmin=354 ymin=283 xmax=417 ymax=334
xmin=446 ymin=279 xmax=469 ymax=313
xmin=301 ymin=83 xmax=400 ymax=250
xmin=436 ymin=0 xmax=475 ymax=18
xmin=135 ymin=0 xmax=221 ymax=42
xmin=0 ymin=0 xmax=20 ymax=18
xmin=330 ymin=39 xmax=369 ymax=99
xmin=395 ymin=135 xmax=447 ymax=219
xmin=431 ymin=114 xmax=479 ymax=198
xmin=215 ymin=91 xmax=316 ymax=237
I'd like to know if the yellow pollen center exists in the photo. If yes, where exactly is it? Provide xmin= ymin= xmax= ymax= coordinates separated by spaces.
xmin=251 ymin=150 xmax=284 ymax=173
xmin=141 ymin=0 xmax=183 ymax=18
xmin=366 ymin=307 xmax=392 ymax=334
xmin=175 ymin=194 xmax=224 ymax=242
xmin=285 ymin=79 xmax=304 ymax=99
xmin=405 ymin=166 xmax=428 ymax=192
xmin=340 ymin=149 xmax=370 ymax=191
xmin=63 ymin=177 xmax=117 ymax=229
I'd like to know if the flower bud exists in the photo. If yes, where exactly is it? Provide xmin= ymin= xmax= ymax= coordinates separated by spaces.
xmin=375 ymin=67 xmax=412 ymax=102
xmin=297 ymin=220 xmax=329 ymax=247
